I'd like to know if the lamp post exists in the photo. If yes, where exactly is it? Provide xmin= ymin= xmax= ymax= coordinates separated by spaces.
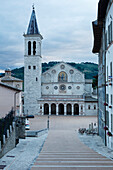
xmin=47 ymin=116 xmax=49 ymax=130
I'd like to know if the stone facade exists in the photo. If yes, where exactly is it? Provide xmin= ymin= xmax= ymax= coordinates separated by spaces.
xmin=92 ymin=0 xmax=113 ymax=149
xmin=24 ymin=7 xmax=98 ymax=116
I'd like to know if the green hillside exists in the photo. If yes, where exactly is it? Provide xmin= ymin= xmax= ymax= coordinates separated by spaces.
xmin=11 ymin=62 xmax=98 ymax=88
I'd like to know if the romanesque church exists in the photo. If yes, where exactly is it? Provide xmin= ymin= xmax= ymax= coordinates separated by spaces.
xmin=24 ymin=7 xmax=97 ymax=116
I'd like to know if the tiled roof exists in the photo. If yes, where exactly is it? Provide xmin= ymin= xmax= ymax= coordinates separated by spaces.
xmin=0 ymin=82 xmax=21 ymax=91
xmin=1 ymin=76 xmax=22 ymax=82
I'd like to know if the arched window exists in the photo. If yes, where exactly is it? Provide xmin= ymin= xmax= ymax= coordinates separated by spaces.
xmin=36 ymin=77 xmax=38 ymax=81
xmin=33 ymin=41 xmax=36 ymax=55
xmin=81 ymin=105 xmax=83 ymax=112
xmin=94 ymin=105 xmax=96 ymax=110
xmin=33 ymin=66 xmax=36 ymax=70
xmin=28 ymin=65 xmax=31 ymax=69
xmin=28 ymin=41 xmax=31 ymax=55
xmin=88 ymin=105 xmax=90 ymax=110
xmin=58 ymin=71 xmax=67 ymax=82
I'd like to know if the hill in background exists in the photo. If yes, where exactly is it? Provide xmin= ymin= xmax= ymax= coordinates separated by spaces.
xmin=11 ymin=61 xmax=98 ymax=88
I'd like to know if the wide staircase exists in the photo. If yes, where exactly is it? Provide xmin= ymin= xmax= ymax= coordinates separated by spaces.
xmin=31 ymin=130 xmax=113 ymax=169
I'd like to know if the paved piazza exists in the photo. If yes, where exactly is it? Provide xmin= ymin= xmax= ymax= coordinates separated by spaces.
xmin=29 ymin=115 xmax=97 ymax=131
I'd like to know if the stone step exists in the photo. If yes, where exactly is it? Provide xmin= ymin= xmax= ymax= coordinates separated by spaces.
xmin=36 ymin=158 xmax=111 ymax=161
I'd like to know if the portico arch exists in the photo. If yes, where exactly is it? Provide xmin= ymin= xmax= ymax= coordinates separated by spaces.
xmin=59 ymin=104 xmax=64 ymax=115
xmin=51 ymin=103 xmax=56 ymax=115
xmin=67 ymin=104 xmax=72 ymax=115
xmin=44 ymin=103 xmax=49 ymax=115
xmin=74 ymin=104 xmax=79 ymax=115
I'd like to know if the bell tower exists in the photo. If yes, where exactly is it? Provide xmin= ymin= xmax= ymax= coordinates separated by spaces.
xmin=24 ymin=6 xmax=43 ymax=115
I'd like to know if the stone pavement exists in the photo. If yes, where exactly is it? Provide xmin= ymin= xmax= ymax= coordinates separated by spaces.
xmin=79 ymin=134 xmax=113 ymax=160
xmin=1 ymin=116 xmax=113 ymax=170
xmin=0 ymin=134 xmax=48 ymax=170
xmin=31 ymin=116 xmax=113 ymax=170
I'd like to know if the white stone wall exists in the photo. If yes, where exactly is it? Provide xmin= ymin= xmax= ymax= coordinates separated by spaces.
xmin=85 ymin=80 xmax=93 ymax=94
xmin=85 ymin=102 xmax=97 ymax=116
xmin=24 ymin=35 xmax=42 ymax=115
xmin=42 ymin=63 xmax=85 ymax=96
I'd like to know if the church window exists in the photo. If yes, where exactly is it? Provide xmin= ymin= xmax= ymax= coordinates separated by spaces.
xmin=28 ymin=41 xmax=31 ymax=55
xmin=36 ymin=77 xmax=38 ymax=81
xmin=69 ymin=70 xmax=74 ymax=74
xmin=16 ymin=84 xmax=20 ymax=88
xmin=94 ymin=105 xmax=96 ymax=110
xmin=33 ymin=66 xmax=36 ymax=70
xmin=46 ymin=86 xmax=49 ymax=89
xmin=76 ymin=86 xmax=80 ymax=90
xmin=28 ymin=65 xmax=31 ymax=69
xmin=33 ymin=41 xmax=36 ymax=55
xmin=60 ymin=84 xmax=66 ymax=91
xmin=81 ymin=105 xmax=83 ymax=112
xmin=54 ymin=86 xmax=58 ymax=90
xmin=52 ymin=69 xmax=56 ymax=74
xmin=68 ymin=86 xmax=72 ymax=89
xmin=60 ymin=65 xmax=65 ymax=69
xmin=58 ymin=71 xmax=67 ymax=82
xmin=88 ymin=105 xmax=90 ymax=110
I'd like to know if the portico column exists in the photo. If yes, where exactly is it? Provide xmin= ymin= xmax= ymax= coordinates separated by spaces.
xmin=79 ymin=104 xmax=82 ymax=115
xmin=49 ymin=104 xmax=51 ymax=116
xmin=56 ymin=104 xmax=58 ymax=116
xmin=83 ymin=104 xmax=85 ymax=115
xmin=64 ymin=104 xmax=66 ymax=116
xmin=42 ymin=104 xmax=44 ymax=115
xmin=72 ymin=104 xmax=74 ymax=116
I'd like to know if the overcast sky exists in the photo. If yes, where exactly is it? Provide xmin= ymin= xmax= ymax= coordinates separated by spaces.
xmin=0 ymin=0 xmax=99 ymax=71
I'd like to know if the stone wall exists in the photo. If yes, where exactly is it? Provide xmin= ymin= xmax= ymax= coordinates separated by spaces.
xmin=0 ymin=117 xmax=25 ymax=158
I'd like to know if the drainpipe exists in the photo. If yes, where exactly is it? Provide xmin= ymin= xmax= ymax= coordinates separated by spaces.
xmin=103 ymin=20 xmax=107 ymax=146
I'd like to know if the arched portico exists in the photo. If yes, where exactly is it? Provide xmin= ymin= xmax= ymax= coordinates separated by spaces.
xmin=59 ymin=104 xmax=64 ymax=115
xmin=67 ymin=104 xmax=72 ymax=115
xmin=74 ymin=104 xmax=79 ymax=115
xmin=51 ymin=103 xmax=56 ymax=115
xmin=44 ymin=103 xmax=49 ymax=115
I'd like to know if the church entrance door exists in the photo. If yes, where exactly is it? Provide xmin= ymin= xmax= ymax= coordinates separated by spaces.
xmin=67 ymin=104 xmax=72 ymax=115
xmin=51 ymin=103 xmax=56 ymax=115
xmin=59 ymin=104 xmax=64 ymax=115
xmin=74 ymin=104 xmax=79 ymax=115
xmin=44 ymin=103 xmax=49 ymax=115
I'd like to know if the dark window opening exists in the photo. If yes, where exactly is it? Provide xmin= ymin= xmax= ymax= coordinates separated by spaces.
xmin=94 ymin=105 xmax=96 ymax=110
xmin=33 ymin=66 xmax=36 ymax=70
xmin=28 ymin=41 xmax=31 ymax=55
xmin=33 ymin=41 xmax=36 ymax=55
xmin=28 ymin=66 xmax=31 ymax=69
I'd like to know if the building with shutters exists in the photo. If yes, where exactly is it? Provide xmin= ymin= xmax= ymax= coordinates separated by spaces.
xmin=92 ymin=0 xmax=113 ymax=149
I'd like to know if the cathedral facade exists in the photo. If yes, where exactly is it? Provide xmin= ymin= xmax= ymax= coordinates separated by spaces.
xmin=24 ymin=7 xmax=97 ymax=116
